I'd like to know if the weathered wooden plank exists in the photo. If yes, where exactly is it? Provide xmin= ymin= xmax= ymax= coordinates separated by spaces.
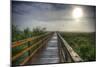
xmin=57 ymin=33 xmax=83 ymax=62
xmin=31 ymin=33 xmax=60 ymax=64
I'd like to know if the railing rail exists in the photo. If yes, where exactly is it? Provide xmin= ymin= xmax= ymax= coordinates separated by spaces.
xmin=12 ymin=32 xmax=53 ymax=65
xmin=12 ymin=32 xmax=50 ymax=48
xmin=57 ymin=33 xmax=83 ymax=62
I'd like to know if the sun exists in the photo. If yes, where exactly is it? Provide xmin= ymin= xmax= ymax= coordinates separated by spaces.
xmin=73 ymin=7 xmax=83 ymax=18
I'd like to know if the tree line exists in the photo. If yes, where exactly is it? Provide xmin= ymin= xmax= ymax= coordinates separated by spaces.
xmin=12 ymin=24 xmax=46 ymax=42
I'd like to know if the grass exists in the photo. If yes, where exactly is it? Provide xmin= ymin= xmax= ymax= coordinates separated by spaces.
xmin=61 ymin=32 xmax=96 ymax=61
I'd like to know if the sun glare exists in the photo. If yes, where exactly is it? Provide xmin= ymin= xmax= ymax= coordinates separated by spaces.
xmin=73 ymin=7 xmax=83 ymax=18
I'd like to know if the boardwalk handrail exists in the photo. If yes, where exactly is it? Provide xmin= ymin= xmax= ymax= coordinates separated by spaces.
xmin=12 ymin=32 xmax=50 ymax=48
xmin=12 ymin=32 xmax=53 ymax=65
xmin=57 ymin=33 xmax=83 ymax=62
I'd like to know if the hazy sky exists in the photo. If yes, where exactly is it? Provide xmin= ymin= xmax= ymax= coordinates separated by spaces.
xmin=12 ymin=1 xmax=96 ymax=32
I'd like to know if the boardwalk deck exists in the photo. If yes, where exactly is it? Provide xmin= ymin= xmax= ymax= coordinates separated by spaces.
xmin=30 ymin=33 xmax=60 ymax=64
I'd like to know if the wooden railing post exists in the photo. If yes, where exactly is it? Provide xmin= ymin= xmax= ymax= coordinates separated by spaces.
xmin=28 ymin=41 xmax=31 ymax=56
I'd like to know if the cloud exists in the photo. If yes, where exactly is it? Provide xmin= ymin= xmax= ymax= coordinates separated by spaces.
xmin=12 ymin=1 xmax=96 ymax=32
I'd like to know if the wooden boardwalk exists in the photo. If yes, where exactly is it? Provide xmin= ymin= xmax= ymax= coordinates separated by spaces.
xmin=30 ymin=33 xmax=60 ymax=64
xmin=12 ymin=32 xmax=83 ymax=66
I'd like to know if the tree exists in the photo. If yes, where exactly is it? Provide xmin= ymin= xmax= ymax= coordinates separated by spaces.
xmin=32 ymin=27 xmax=46 ymax=36
xmin=12 ymin=24 xmax=20 ymax=41
xmin=23 ymin=28 xmax=31 ymax=38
